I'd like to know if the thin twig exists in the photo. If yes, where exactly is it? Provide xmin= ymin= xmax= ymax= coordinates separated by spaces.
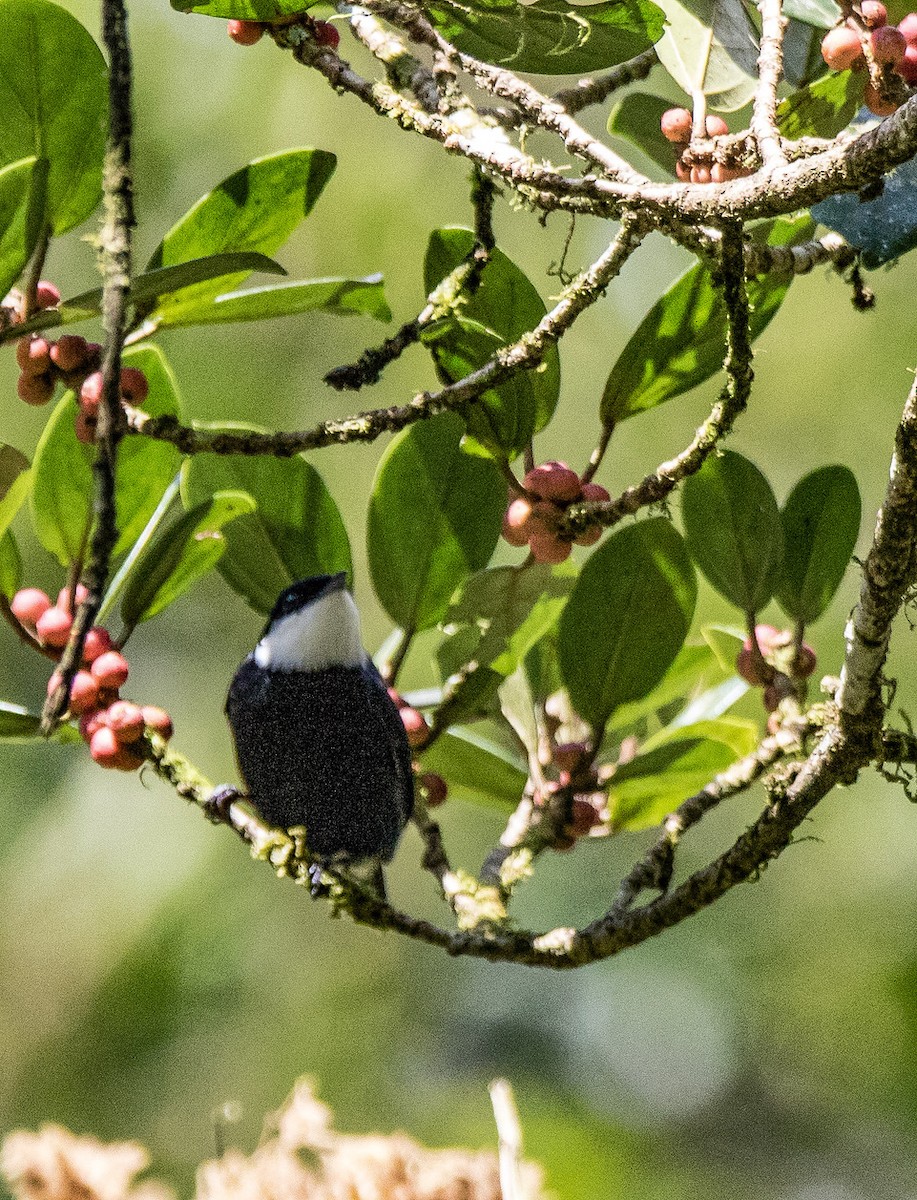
xmin=553 ymin=49 xmax=658 ymax=114
xmin=489 ymin=1079 xmax=524 ymax=1200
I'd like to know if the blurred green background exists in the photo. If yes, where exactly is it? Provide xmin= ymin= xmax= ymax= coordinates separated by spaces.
xmin=4 ymin=4 xmax=917 ymax=1197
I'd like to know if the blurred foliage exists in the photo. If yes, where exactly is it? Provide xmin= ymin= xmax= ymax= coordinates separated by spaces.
xmin=2 ymin=3 xmax=917 ymax=1200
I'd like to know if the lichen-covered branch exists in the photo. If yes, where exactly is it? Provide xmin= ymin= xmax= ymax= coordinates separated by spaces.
xmin=751 ymin=0 xmax=788 ymax=167
xmin=553 ymin=49 xmax=658 ymax=114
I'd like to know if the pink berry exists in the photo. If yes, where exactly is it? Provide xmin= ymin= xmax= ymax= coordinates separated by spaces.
xmin=528 ymin=529 xmax=572 ymax=564
xmin=141 ymin=705 xmax=174 ymax=740
xmin=35 ymin=606 xmax=73 ymax=647
xmin=228 ymin=19 xmax=264 ymax=44
xmin=82 ymin=627 xmax=114 ymax=664
xmin=79 ymin=709 xmax=108 ymax=743
xmin=821 ymin=25 xmax=865 ymax=69
xmin=67 ymin=670 xmax=102 ymax=715
xmin=90 ymin=650 xmax=130 ymax=689
xmin=736 ymin=625 xmax=783 ymax=685
xmin=16 ymin=336 xmax=52 ymax=376
xmin=896 ymin=42 xmax=917 ymax=80
xmin=705 ymin=114 xmax=729 ymax=137
xmin=711 ymin=162 xmax=740 ymax=183
xmin=89 ymin=725 xmax=142 ymax=771
xmin=106 ymin=701 xmax=145 ymax=744
xmin=10 ymin=588 xmax=51 ymax=627
xmin=312 ymin=19 xmax=340 ymax=48
xmin=861 ymin=0 xmax=887 ymax=27
xmin=553 ymin=742 xmax=587 ymax=772
xmin=35 ymin=281 xmax=61 ymax=310
xmin=660 ymin=107 xmax=693 ymax=143
xmin=49 ymin=335 xmax=89 ymax=373
xmin=865 ymin=80 xmax=899 ymax=114
xmin=574 ymin=526 xmax=602 ymax=547
xmin=898 ymin=12 xmax=917 ymax=42
xmin=502 ymin=498 xmax=533 ymax=547
xmin=691 ymin=165 xmax=712 ymax=184
xmin=57 ymin=584 xmax=89 ymax=614
xmin=387 ymin=687 xmax=405 ymax=709
xmin=872 ymin=24 xmax=907 ymax=63
xmin=119 ymin=367 xmax=148 ymax=404
xmin=523 ymin=461 xmax=582 ymax=503
xmin=580 ymin=482 xmax=610 ymax=503
xmin=400 ymin=706 xmax=429 ymax=748
xmin=80 ymin=371 xmax=104 ymax=414
xmin=419 ymin=771 xmax=448 ymax=807
xmin=675 ymin=159 xmax=691 ymax=182
xmin=17 ymin=373 xmax=54 ymax=405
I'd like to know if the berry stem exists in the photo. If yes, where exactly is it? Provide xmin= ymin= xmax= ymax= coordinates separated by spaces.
xmin=581 ymin=420 xmax=613 ymax=484
xmin=380 ymin=625 xmax=415 ymax=686
xmin=21 ymin=225 xmax=51 ymax=321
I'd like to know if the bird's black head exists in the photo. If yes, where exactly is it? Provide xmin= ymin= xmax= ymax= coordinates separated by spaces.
xmin=267 ymin=573 xmax=349 ymax=627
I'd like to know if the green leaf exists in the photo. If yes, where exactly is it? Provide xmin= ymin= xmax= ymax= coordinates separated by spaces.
xmin=607 ymin=640 xmax=729 ymax=733
xmin=601 ymin=214 xmax=814 ymax=425
xmin=30 ymin=344 xmax=183 ymax=566
xmin=181 ymin=430 xmax=352 ymax=614
xmin=776 ymin=69 xmax=865 ymax=139
xmin=782 ymin=0 xmax=840 ymax=28
xmin=171 ymin=0 xmax=316 ymax=13
xmin=161 ymin=275 xmax=391 ymax=327
xmin=777 ymin=465 xmax=860 ymax=625
xmin=608 ymin=733 xmax=741 ymax=830
xmin=607 ymin=93 xmax=680 ymax=177
xmin=558 ymin=518 xmax=697 ymax=733
xmin=425 ymin=0 xmax=664 ymax=75
xmin=0 ymin=0 xmax=106 ymax=233
xmin=0 ymin=157 xmax=39 ymax=297
xmin=653 ymin=0 xmax=760 ymax=111
xmin=642 ymin=714 xmax=758 ymax=756
xmin=0 ymin=531 xmax=22 ymax=599
xmin=681 ymin=449 xmax=784 ymax=613
xmin=144 ymin=149 xmax=336 ymax=326
xmin=0 ymin=701 xmax=80 ymax=743
xmin=423 ymin=228 xmax=559 ymax=460
xmin=418 ymin=728 xmax=527 ymax=808
xmin=0 ymin=444 xmax=31 ymax=540
xmin=120 ymin=491 xmax=256 ymax=630
xmin=701 ymin=622 xmax=745 ymax=670
xmin=368 ymin=413 xmax=505 ymax=631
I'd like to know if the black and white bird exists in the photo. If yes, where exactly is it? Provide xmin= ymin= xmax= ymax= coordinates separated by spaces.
xmin=225 ymin=573 xmax=414 ymax=883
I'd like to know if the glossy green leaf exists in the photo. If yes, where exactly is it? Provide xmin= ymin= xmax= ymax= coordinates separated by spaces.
xmin=701 ymin=623 xmax=745 ymax=670
xmin=0 ymin=157 xmax=39 ymax=297
xmin=776 ymin=69 xmax=865 ymax=139
xmin=782 ymin=0 xmax=840 ymax=27
xmin=30 ymin=344 xmax=183 ymax=566
xmin=607 ymin=94 xmax=680 ymax=177
xmin=181 ymin=430 xmax=352 ymax=614
xmin=653 ymin=0 xmax=759 ymax=111
xmin=418 ymin=728 xmax=527 ymax=808
xmin=162 ymin=275 xmax=391 ymax=326
xmin=607 ymin=640 xmax=729 ymax=733
xmin=368 ymin=413 xmax=505 ymax=631
xmin=0 ymin=0 xmax=106 ymax=233
xmin=120 ymin=491 xmax=256 ymax=630
xmin=601 ymin=214 xmax=814 ymax=425
xmin=0 ymin=445 xmax=31 ymax=541
xmin=171 ymin=0 xmax=316 ymax=13
xmin=0 ymin=701 xmax=80 ymax=743
xmin=609 ymin=733 xmax=741 ymax=830
xmin=777 ymin=465 xmax=860 ymax=625
xmin=643 ymin=714 xmax=758 ymax=757
xmin=681 ymin=450 xmax=784 ymax=613
xmin=558 ymin=518 xmax=697 ymax=733
xmin=423 ymin=228 xmax=559 ymax=460
xmin=144 ymin=149 xmax=336 ymax=326
xmin=0 ymin=531 xmax=22 ymax=599
xmin=425 ymin=0 xmax=664 ymax=75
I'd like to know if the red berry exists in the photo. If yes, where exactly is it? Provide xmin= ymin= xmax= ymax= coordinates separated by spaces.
xmin=79 ymin=710 xmax=108 ymax=743
xmin=141 ymin=705 xmax=174 ymax=740
xmin=736 ymin=625 xmax=783 ymax=685
xmin=691 ymin=165 xmax=712 ymax=184
xmin=67 ymin=671 xmax=102 ymax=715
xmin=82 ymin=627 xmax=115 ymax=664
xmin=896 ymin=42 xmax=917 ymax=80
xmin=660 ymin=107 xmax=693 ymax=143
xmin=17 ymin=373 xmax=54 ymax=405
xmin=528 ymin=529 xmax=572 ymax=564
xmin=228 ymin=18 xmax=264 ymax=44
xmin=705 ymin=114 xmax=729 ymax=137
xmin=106 ymin=701 xmax=145 ymax=744
xmin=502 ymin=498 xmax=533 ymax=547
xmin=899 ymin=12 xmax=917 ymax=42
xmin=569 ymin=797 xmax=600 ymax=838
xmin=35 ymin=281 xmax=61 ymax=310
xmin=580 ymin=482 xmax=610 ymax=503
xmin=872 ymin=24 xmax=906 ymax=63
xmin=312 ymin=19 xmax=340 ymax=48
xmin=794 ymin=644 xmax=817 ymax=678
xmin=57 ymin=584 xmax=89 ymax=614
xmin=574 ymin=526 xmax=602 ymax=547
xmin=80 ymin=372 xmax=104 ymax=415
xmin=90 ymin=650 xmax=130 ymax=689
xmin=49 ymin=335 xmax=89 ymax=373
xmin=10 ymin=588 xmax=51 ymax=627
xmin=861 ymin=0 xmax=887 ymax=27
xmin=89 ymin=725 xmax=143 ymax=771
xmin=35 ymin=606 xmax=73 ymax=647
xmin=675 ymin=159 xmax=691 ymax=182
xmin=119 ymin=367 xmax=148 ymax=404
xmin=523 ymin=461 xmax=582 ymax=503
xmin=711 ymin=162 xmax=740 ymax=183
xmin=16 ymin=336 xmax=52 ymax=376
xmin=553 ymin=742 xmax=587 ymax=772
xmin=75 ymin=413 xmax=96 ymax=444
xmin=821 ymin=25 xmax=865 ymax=69
xmin=763 ymin=684 xmax=781 ymax=713
xmin=419 ymin=771 xmax=448 ymax=807
xmin=865 ymin=80 xmax=899 ymax=113
xmin=400 ymin=706 xmax=429 ymax=748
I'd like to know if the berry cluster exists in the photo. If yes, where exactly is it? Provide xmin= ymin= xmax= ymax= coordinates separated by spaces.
xmin=660 ymin=110 xmax=753 ymax=183
xmin=9 ymin=584 xmax=173 ymax=770
xmin=227 ymin=16 xmax=340 ymax=49
xmin=820 ymin=4 xmax=917 ymax=114
xmin=538 ymin=740 xmax=606 ymax=850
xmin=502 ymin=461 xmax=610 ymax=564
xmin=736 ymin=624 xmax=817 ymax=715
xmin=386 ymin=688 xmax=448 ymax=807
xmin=16 ymin=319 xmax=149 ymax=443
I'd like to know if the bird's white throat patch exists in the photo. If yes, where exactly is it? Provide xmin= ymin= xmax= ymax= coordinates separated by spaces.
xmin=254 ymin=588 xmax=366 ymax=672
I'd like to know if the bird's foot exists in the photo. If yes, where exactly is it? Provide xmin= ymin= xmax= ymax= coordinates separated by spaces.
xmin=204 ymin=784 xmax=242 ymax=825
